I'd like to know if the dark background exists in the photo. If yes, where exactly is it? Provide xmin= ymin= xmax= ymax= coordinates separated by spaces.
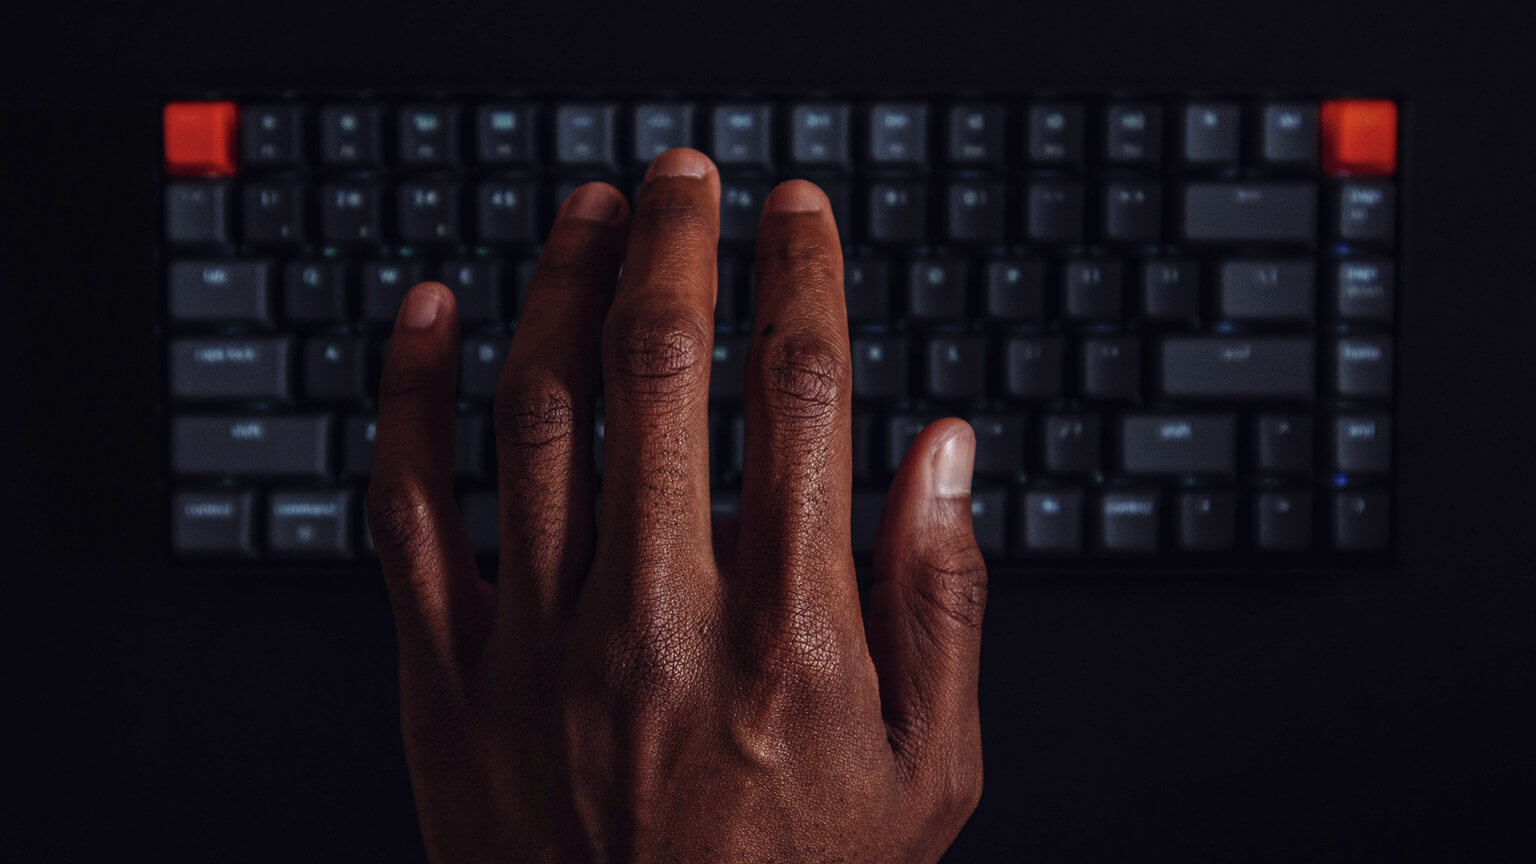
xmin=7 ymin=0 xmax=1535 ymax=860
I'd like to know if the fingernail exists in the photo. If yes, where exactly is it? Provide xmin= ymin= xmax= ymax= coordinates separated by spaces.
xmin=766 ymin=180 xmax=827 ymax=213
xmin=931 ymin=424 xmax=975 ymax=498
xmin=563 ymin=183 xmax=626 ymax=223
xmin=400 ymin=284 xmax=443 ymax=330
xmin=645 ymin=147 xmax=713 ymax=180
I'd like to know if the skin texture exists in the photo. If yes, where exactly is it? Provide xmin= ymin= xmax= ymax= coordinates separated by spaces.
xmin=367 ymin=148 xmax=988 ymax=863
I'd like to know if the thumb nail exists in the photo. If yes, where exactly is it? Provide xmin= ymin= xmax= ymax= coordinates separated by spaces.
xmin=931 ymin=424 xmax=975 ymax=498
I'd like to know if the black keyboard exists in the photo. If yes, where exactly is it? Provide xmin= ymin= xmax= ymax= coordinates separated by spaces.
xmin=159 ymin=93 xmax=1399 ymax=564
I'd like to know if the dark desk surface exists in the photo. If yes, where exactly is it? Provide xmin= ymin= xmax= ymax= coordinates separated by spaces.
xmin=8 ymin=0 xmax=1535 ymax=859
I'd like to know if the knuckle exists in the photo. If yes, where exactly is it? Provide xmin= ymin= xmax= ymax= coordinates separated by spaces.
xmin=757 ymin=330 xmax=849 ymax=425
xmin=759 ymin=234 xmax=841 ymax=286
xmin=365 ymin=480 xmax=435 ymax=560
xmin=493 ymin=377 xmax=577 ymax=456
xmin=935 ymin=758 xmax=984 ymax=822
xmin=603 ymin=304 xmax=712 ymax=405
xmin=911 ymin=545 xmax=989 ymax=634
xmin=597 ymin=613 xmax=698 ymax=714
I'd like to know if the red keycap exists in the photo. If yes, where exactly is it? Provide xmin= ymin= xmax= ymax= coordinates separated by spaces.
xmin=1320 ymin=99 xmax=1397 ymax=177
xmin=164 ymin=101 xmax=238 ymax=176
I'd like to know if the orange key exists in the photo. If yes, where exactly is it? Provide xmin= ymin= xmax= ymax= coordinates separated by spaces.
xmin=164 ymin=101 xmax=238 ymax=176
xmin=1320 ymin=99 xmax=1397 ymax=177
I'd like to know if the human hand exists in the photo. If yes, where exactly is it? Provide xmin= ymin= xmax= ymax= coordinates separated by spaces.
xmin=367 ymin=148 xmax=987 ymax=863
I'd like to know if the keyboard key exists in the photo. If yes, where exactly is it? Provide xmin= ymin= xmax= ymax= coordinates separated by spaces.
xmin=1098 ymin=491 xmax=1160 ymax=552
xmin=1003 ymin=336 xmax=1064 ymax=399
xmin=165 ymin=181 xmax=231 ymax=244
xmin=1333 ymin=414 xmax=1391 ymax=473
xmin=1080 ymin=337 xmax=1140 ymax=401
xmin=851 ymin=490 xmax=884 ymax=555
xmin=241 ymin=104 xmax=304 ymax=166
xmin=867 ymin=182 xmax=927 ymax=243
xmin=1334 ymin=491 xmax=1390 ymax=551
xmin=1178 ymin=491 xmax=1235 ymax=552
xmin=343 ymin=415 xmax=377 ymax=478
xmin=717 ymin=257 xmax=745 ymax=323
xmin=320 ymin=104 xmax=383 ymax=165
xmin=868 ymin=103 xmax=928 ymax=165
xmin=710 ymin=103 xmax=773 ymax=169
xmin=163 ymin=101 xmax=238 ymax=176
xmin=1254 ymin=491 xmax=1312 ymax=551
xmin=1120 ymin=413 xmax=1235 ymax=475
xmin=462 ymin=491 xmax=499 ymax=554
xmin=947 ymin=104 xmax=1006 ymax=166
xmin=1104 ymin=181 xmax=1161 ymax=242
xmin=1141 ymin=259 xmax=1199 ymax=320
xmin=461 ymin=338 xmax=510 ymax=399
xmin=320 ymin=181 xmax=384 ymax=244
xmin=477 ymin=181 xmax=537 ymax=243
xmin=1260 ymin=103 xmax=1318 ymax=165
xmin=284 ymin=261 xmax=348 ymax=323
xmin=907 ymin=258 xmax=968 ymax=320
xmin=168 ymin=260 xmax=273 ymax=324
xmin=554 ymin=103 xmax=618 ymax=168
xmin=633 ymin=103 xmax=697 ymax=163
xmin=789 ymin=103 xmax=851 ymax=167
xmin=171 ymin=414 xmax=332 ymax=479
xmin=971 ymin=489 xmax=1008 ymax=558
xmin=946 ymin=180 xmax=1006 ymax=243
xmin=477 ymin=104 xmax=538 ymax=165
xmin=243 ymin=180 xmax=306 ymax=244
xmin=440 ymin=259 xmax=504 ymax=323
xmin=455 ymin=415 xmax=489 ymax=478
xmin=171 ymin=490 xmax=257 ymax=557
xmin=170 ymin=337 xmax=294 ymax=401
xmin=1333 ymin=258 xmax=1394 ymax=322
xmin=1105 ymin=103 xmax=1161 ymax=163
xmin=969 ymin=414 xmax=1025 ymax=476
xmin=887 ymin=415 xmax=933 ymax=473
xmin=1026 ymin=103 xmax=1084 ymax=164
xmin=1182 ymin=182 xmax=1316 ymax=243
xmin=1063 ymin=259 xmax=1122 ymax=319
xmin=985 ymin=258 xmax=1046 ymax=320
xmin=926 ymin=336 xmax=986 ymax=399
xmin=843 ymin=257 xmax=891 ymax=322
xmin=303 ymin=337 xmax=368 ymax=401
xmin=1255 ymin=414 xmax=1313 ymax=474
xmin=1018 ymin=489 xmax=1084 ymax=553
xmin=1182 ymin=103 xmax=1240 ymax=164
xmin=1042 ymin=414 xmax=1101 ymax=474
xmin=399 ymin=181 xmax=460 ymax=243
xmin=1217 ymin=259 xmax=1314 ymax=321
xmin=852 ymin=337 xmax=907 ymax=400
xmin=268 ymin=490 xmax=354 ymax=558
xmin=399 ymin=105 xmax=460 ymax=165
xmin=1025 ymin=181 xmax=1083 ymax=243
xmin=709 ymin=336 xmax=748 ymax=399
xmin=1321 ymin=99 xmax=1397 ymax=176
xmin=1334 ymin=336 xmax=1393 ymax=398
xmin=1333 ymin=181 xmax=1395 ymax=243
xmin=361 ymin=260 xmax=428 ymax=322
xmin=1159 ymin=337 xmax=1314 ymax=400
xmin=720 ymin=181 xmax=769 ymax=244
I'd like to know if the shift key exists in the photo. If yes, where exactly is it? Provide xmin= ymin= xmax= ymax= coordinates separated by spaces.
xmin=1160 ymin=337 xmax=1314 ymax=399
xmin=172 ymin=414 xmax=332 ymax=479
xmin=1183 ymin=183 xmax=1316 ymax=242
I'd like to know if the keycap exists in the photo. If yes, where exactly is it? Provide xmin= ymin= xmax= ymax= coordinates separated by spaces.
xmin=867 ymin=182 xmax=927 ymax=243
xmin=1120 ymin=413 xmax=1235 ymax=475
xmin=303 ymin=337 xmax=367 ymax=401
xmin=1159 ymin=337 xmax=1314 ymax=399
xmin=477 ymin=181 xmax=537 ymax=243
xmin=399 ymin=181 xmax=460 ymax=243
xmin=985 ymin=258 xmax=1046 ymax=320
xmin=399 ymin=105 xmax=460 ymax=165
xmin=460 ymin=338 xmax=510 ymax=399
xmin=171 ymin=491 xmax=257 ymax=557
xmin=1333 ymin=181 xmax=1395 ymax=243
xmin=455 ymin=415 xmax=489 ymax=478
xmin=907 ymin=258 xmax=968 ymax=320
xmin=1333 ymin=259 xmax=1394 ymax=322
xmin=947 ymin=181 xmax=1006 ymax=243
xmin=1003 ymin=336 xmax=1064 ymax=399
xmin=1334 ymin=491 xmax=1390 ymax=551
xmin=268 ymin=490 xmax=353 ymax=558
xmin=1042 ymin=414 xmax=1101 ymax=473
xmin=843 ymin=257 xmax=891 ymax=322
xmin=852 ymin=414 xmax=874 ymax=481
xmin=1105 ymin=103 xmax=1161 ymax=163
xmin=168 ymin=260 xmax=273 ymax=324
xmin=1182 ymin=103 xmax=1240 ymax=163
xmin=343 ymin=415 xmax=377 ymax=477
xmin=170 ymin=337 xmax=293 ymax=401
xmin=1334 ymin=336 xmax=1393 ymax=398
xmin=631 ymin=103 xmax=696 ymax=163
xmin=1026 ymin=103 xmax=1084 ymax=164
xmin=477 ymin=104 xmax=538 ymax=164
xmin=1217 ymin=259 xmax=1314 ymax=321
xmin=971 ymin=489 xmax=1008 ymax=558
xmin=852 ymin=337 xmax=907 ymax=399
xmin=462 ymin=492 xmax=499 ymax=554
xmin=320 ymin=180 xmax=384 ymax=244
xmin=320 ymin=104 xmax=383 ymax=165
xmin=947 ymin=104 xmax=1005 ymax=166
xmin=1255 ymin=414 xmax=1312 ymax=473
xmin=1063 ymin=259 xmax=1122 ymax=319
xmin=1025 ymin=181 xmax=1083 ymax=243
xmin=284 ymin=261 xmax=348 ymax=322
xmin=1333 ymin=414 xmax=1392 ymax=473
xmin=362 ymin=260 xmax=427 ymax=321
xmin=1104 ymin=181 xmax=1161 ymax=242
xmin=241 ymin=104 xmax=304 ymax=166
xmin=926 ymin=337 xmax=986 ymax=399
xmin=243 ymin=180 xmax=306 ymax=244
xmin=1018 ymin=489 xmax=1084 ymax=553
xmin=851 ymin=490 xmax=884 ymax=555
xmin=164 ymin=101 xmax=238 ymax=176
xmin=165 ymin=181 xmax=231 ymax=244
xmin=1080 ymin=337 xmax=1140 ymax=401
xmin=710 ymin=103 xmax=773 ymax=169
xmin=868 ymin=103 xmax=928 ymax=166
xmin=887 ymin=415 xmax=934 ymax=472
xmin=717 ymin=257 xmax=745 ymax=323
xmin=710 ymin=336 xmax=748 ymax=399
xmin=790 ymin=103 xmax=851 ymax=167
xmin=720 ymin=181 xmax=769 ymax=244
xmin=1260 ymin=103 xmax=1318 ymax=165
xmin=1182 ymin=183 xmax=1316 ymax=242
xmin=1098 ymin=491 xmax=1160 ymax=552
xmin=1141 ymin=260 xmax=1199 ymax=320
xmin=171 ymin=414 xmax=331 ymax=479
xmin=1321 ymin=99 xmax=1396 ymax=176
xmin=1178 ymin=491 xmax=1235 ymax=551
xmin=439 ymin=259 xmax=504 ymax=323
xmin=1254 ymin=491 xmax=1312 ymax=551
xmin=970 ymin=414 xmax=1025 ymax=476
xmin=554 ymin=104 xmax=618 ymax=168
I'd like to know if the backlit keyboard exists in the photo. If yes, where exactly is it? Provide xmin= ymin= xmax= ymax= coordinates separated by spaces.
xmin=160 ymin=93 xmax=1399 ymax=563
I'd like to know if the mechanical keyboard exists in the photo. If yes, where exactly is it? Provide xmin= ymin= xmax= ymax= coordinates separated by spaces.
xmin=159 ymin=93 xmax=1399 ymax=564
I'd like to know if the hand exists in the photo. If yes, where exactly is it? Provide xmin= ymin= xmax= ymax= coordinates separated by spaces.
xmin=367 ymin=148 xmax=987 ymax=863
